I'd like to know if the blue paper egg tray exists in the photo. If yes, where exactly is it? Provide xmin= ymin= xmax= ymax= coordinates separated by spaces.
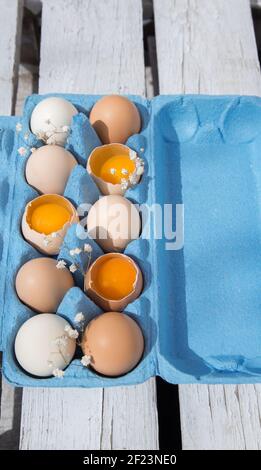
xmin=0 ymin=94 xmax=260 ymax=387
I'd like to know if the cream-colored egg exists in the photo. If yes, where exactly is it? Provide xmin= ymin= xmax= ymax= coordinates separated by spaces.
xmin=30 ymin=97 xmax=78 ymax=146
xmin=26 ymin=145 xmax=77 ymax=195
xmin=15 ymin=314 xmax=76 ymax=377
xmin=21 ymin=194 xmax=78 ymax=255
xmin=16 ymin=258 xmax=74 ymax=313
xmin=87 ymin=195 xmax=141 ymax=252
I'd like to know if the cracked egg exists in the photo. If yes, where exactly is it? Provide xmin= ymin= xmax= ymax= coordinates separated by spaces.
xmin=85 ymin=253 xmax=143 ymax=311
xmin=87 ymin=143 xmax=144 ymax=196
xmin=21 ymin=194 xmax=78 ymax=255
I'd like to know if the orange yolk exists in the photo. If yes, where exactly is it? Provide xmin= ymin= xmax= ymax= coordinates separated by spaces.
xmin=30 ymin=203 xmax=71 ymax=235
xmin=96 ymin=155 xmax=135 ymax=184
xmin=92 ymin=256 xmax=137 ymax=300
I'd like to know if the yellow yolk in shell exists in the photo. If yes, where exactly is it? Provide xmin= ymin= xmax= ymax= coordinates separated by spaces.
xmin=92 ymin=256 xmax=137 ymax=300
xmin=96 ymin=154 xmax=135 ymax=184
xmin=30 ymin=203 xmax=71 ymax=235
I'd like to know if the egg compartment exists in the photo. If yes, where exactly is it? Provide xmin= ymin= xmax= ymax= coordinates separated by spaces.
xmin=1 ymin=94 xmax=261 ymax=386
xmin=1 ymin=93 xmax=157 ymax=387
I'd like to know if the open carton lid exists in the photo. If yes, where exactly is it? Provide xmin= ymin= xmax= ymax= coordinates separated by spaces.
xmin=152 ymin=95 xmax=261 ymax=382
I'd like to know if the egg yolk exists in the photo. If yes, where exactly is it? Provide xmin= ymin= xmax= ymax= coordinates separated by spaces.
xmin=96 ymin=155 xmax=135 ymax=185
xmin=30 ymin=203 xmax=71 ymax=235
xmin=92 ymin=256 xmax=137 ymax=300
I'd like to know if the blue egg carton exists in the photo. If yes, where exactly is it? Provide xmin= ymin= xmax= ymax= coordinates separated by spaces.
xmin=0 ymin=94 xmax=260 ymax=387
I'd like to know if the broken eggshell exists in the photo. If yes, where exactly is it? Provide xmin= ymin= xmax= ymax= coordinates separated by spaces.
xmin=87 ymin=143 xmax=143 ymax=196
xmin=85 ymin=253 xmax=143 ymax=311
xmin=21 ymin=194 xmax=79 ymax=255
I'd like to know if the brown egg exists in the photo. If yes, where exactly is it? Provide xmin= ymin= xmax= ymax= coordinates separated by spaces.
xmin=87 ymin=195 xmax=141 ymax=252
xmin=25 ymin=145 xmax=77 ymax=195
xmin=89 ymin=95 xmax=141 ymax=144
xmin=85 ymin=253 xmax=143 ymax=311
xmin=21 ymin=194 xmax=78 ymax=255
xmin=15 ymin=257 xmax=74 ymax=313
xmin=81 ymin=312 xmax=144 ymax=376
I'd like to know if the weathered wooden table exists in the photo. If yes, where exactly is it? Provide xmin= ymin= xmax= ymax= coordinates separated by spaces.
xmin=1 ymin=0 xmax=261 ymax=450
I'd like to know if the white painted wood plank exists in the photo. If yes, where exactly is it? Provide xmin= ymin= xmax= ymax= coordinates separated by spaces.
xmin=178 ymin=385 xmax=261 ymax=450
xmin=39 ymin=0 xmax=145 ymax=95
xmin=21 ymin=380 xmax=158 ymax=450
xmin=155 ymin=0 xmax=261 ymax=95
xmin=0 ymin=0 xmax=23 ymax=115
xmin=101 ymin=380 xmax=158 ymax=450
xmin=154 ymin=0 xmax=261 ymax=450
xmin=20 ymin=0 xmax=159 ymax=450
xmin=20 ymin=388 xmax=103 ymax=450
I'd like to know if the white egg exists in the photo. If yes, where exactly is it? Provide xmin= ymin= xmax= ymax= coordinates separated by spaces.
xmin=87 ymin=195 xmax=141 ymax=252
xmin=30 ymin=97 xmax=78 ymax=146
xmin=15 ymin=314 xmax=76 ymax=377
